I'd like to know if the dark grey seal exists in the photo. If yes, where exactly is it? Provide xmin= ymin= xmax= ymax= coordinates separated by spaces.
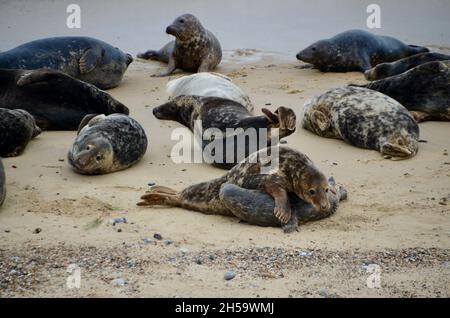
xmin=0 ymin=37 xmax=133 ymax=89
xmin=0 ymin=69 xmax=129 ymax=130
xmin=0 ymin=108 xmax=41 ymax=157
xmin=138 ymin=14 xmax=222 ymax=76
xmin=296 ymin=29 xmax=429 ymax=72
xmin=68 ymin=114 xmax=148 ymax=175
xmin=356 ymin=61 xmax=450 ymax=122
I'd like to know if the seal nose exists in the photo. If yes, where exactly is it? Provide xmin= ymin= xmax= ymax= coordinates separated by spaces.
xmin=296 ymin=52 xmax=302 ymax=60
xmin=126 ymin=54 xmax=133 ymax=66
xmin=33 ymin=126 xmax=42 ymax=138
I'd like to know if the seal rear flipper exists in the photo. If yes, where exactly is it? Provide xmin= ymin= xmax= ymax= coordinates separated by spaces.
xmin=407 ymin=45 xmax=429 ymax=55
xmin=137 ymin=186 xmax=180 ymax=207
xmin=77 ymin=114 xmax=100 ymax=134
xmin=16 ymin=69 xmax=63 ymax=87
xmin=137 ymin=50 xmax=160 ymax=60
xmin=79 ymin=48 xmax=104 ymax=74
xmin=381 ymin=141 xmax=418 ymax=160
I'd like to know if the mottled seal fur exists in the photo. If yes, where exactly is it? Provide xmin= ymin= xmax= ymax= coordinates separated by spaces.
xmin=138 ymin=14 xmax=222 ymax=76
xmin=302 ymin=86 xmax=419 ymax=159
xmin=0 ymin=108 xmax=41 ymax=157
xmin=153 ymin=95 xmax=296 ymax=169
xmin=0 ymin=69 xmax=129 ymax=130
xmin=0 ymin=37 xmax=133 ymax=89
xmin=0 ymin=158 xmax=5 ymax=207
xmin=166 ymin=73 xmax=254 ymax=113
xmin=219 ymin=177 xmax=347 ymax=228
xmin=138 ymin=146 xmax=332 ymax=232
xmin=296 ymin=29 xmax=429 ymax=72
xmin=68 ymin=114 xmax=148 ymax=175
xmin=364 ymin=52 xmax=450 ymax=81
xmin=356 ymin=61 xmax=450 ymax=122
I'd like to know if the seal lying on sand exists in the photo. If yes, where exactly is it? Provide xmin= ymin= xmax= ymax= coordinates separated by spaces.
xmin=138 ymin=14 xmax=222 ymax=76
xmin=138 ymin=146 xmax=332 ymax=232
xmin=364 ymin=52 xmax=450 ymax=80
xmin=301 ymin=86 xmax=419 ymax=159
xmin=0 ymin=37 xmax=133 ymax=89
xmin=166 ymin=73 xmax=254 ymax=112
xmin=0 ymin=158 xmax=5 ymax=207
xmin=296 ymin=29 xmax=429 ymax=72
xmin=0 ymin=69 xmax=129 ymax=130
xmin=219 ymin=177 xmax=347 ymax=228
xmin=0 ymin=108 xmax=41 ymax=157
xmin=153 ymin=95 xmax=296 ymax=169
xmin=68 ymin=114 xmax=148 ymax=175
xmin=356 ymin=61 xmax=450 ymax=122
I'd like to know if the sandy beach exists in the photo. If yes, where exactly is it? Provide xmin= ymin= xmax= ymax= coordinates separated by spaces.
xmin=0 ymin=50 xmax=449 ymax=297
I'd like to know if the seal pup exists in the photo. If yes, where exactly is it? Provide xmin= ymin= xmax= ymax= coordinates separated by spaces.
xmin=0 ymin=69 xmax=129 ymax=130
xmin=139 ymin=14 xmax=222 ymax=76
xmin=166 ymin=73 xmax=254 ymax=113
xmin=356 ymin=61 xmax=450 ymax=122
xmin=301 ymin=86 xmax=419 ymax=159
xmin=137 ymin=41 xmax=174 ymax=64
xmin=153 ymin=95 xmax=296 ymax=169
xmin=137 ymin=146 xmax=331 ymax=232
xmin=0 ymin=37 xmax=133 ymax=89
xmin=219 ymin=177 xmax=347 ymax=228
xmin=68 ymin=114 xmax=148 ymax=175
xmin=0 ymin=158 xmax=5 ymax=207
xmin=296 ymin=29 xmax=429 ymax=72
xmin=0 ymin=108 xmax=41 ymax=157
xmin=364 ymin=52 xmax=450 ymax=80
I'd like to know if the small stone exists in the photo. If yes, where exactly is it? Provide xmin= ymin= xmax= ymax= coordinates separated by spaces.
xmin=143 ymin=237 xmax=153 ymax=244
xmin=153 ymin=233 xmax=162 ymax=240
xmin=195 ymin=257 xmax=203 ymax=265
xmin=279 ymin=140 xmax=288 ymax=144
xmin=111 ymin=217 xmax=127 ymax=226
xmin=208 ymin=254 xmax=216 ymax=261
xmin=319 ymin=289 xmax=328 ymax=297
xmin=148 ymin=182 xmax=156 ymax=187
xmin=164 ymin=240 xmax=173 ymax=246
xmin=111 ymin=278 xmax=127 ymax=286
xmin=179 ymin=248 xmax=190 ymax=254
xmin=117 ymin=228 xmax=122 ymax=233
xmin=33 ymin=228 xmax=42 ymax=234
xmin=224 ymin=270 xmax=236 ymax=281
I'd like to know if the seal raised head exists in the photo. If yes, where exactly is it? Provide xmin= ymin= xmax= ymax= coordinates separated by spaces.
xmin=0 ymin=108 xmax=41 ymax=157
xmin=138 ymin=14 xmax=222 ymax=76
xmin=296 ymin=29 xmax=429 ymax=72
xmin=0 ymin=69 xmax=129 ymax=130
xmin=356 ymin=60 xmax=450 ymax=122
xmin=302 ymin=86 xmax=419 ymax=159
xmin=0 ymin=158 xmax=5 ymax=207
xmin=0 ymin=37 xmax=133 ymax=89
xmin=68 ymin=114 xmax=148 ymax=175
xmin=137 ymin=146 xmax=332 ymax=232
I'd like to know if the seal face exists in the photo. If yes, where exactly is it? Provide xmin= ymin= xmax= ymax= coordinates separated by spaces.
xmin=0 ymin=37 xmax=133 ymax=89
xmin=357 ymin=61 xmax=450 ymax=122
xmin=137 ymin=146 xmax=332 ymax=232
xmin=296 ymin=29 xmax=429 ymax=72
xmin=0 ymin=158 xmax=5 ymax=207
xmin=139 ymin=14 xmax=222 ymax=76
xmin=0 ymin=108 xmax=41 ymax=157
xmin=166 ymin=73 xmax=254 ymax=113
xmin=364 ymin=52 xmax=450 ymax=81
xmin=68 ymin=114 xmax=148 ymax=175
xmin=302 ymin=86 xmax=419 ymax=159
xmin=153 ymin=95 xmax=296 ymax=169
xmin=0 ymin=69 xmax=129 ymax=130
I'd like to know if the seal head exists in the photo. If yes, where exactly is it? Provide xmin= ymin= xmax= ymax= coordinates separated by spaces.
xmin=69 ymin=135 xmax=114 ymax=175
xmin=166 ymin=14 xmax=205 ymax=42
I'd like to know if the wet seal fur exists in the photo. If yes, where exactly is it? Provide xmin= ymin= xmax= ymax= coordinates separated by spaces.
xmin=0 ymin=69 xmax=129 ymax=130
xmin=138 ymin=14 xmax=222 ymax=76
xmin=0 ymin=37 xmax=133 ymax=89
xmin=0 ymin=158 xmax=5 ymax=207
xmin=364 ymin=52 xmax=450 ymax=81
xmin=296 ymin=29 xmax=429 ymax=72
xmin=301 ymin=86 xmax=419 ymax=160
xmin=68 ymin=114 xmax=148 ymax=175
xmin=166 ymin=73 xmax=254 ymax=113
xmin=0 ymin=108 xmax=41 ymax=157
xmin=138 ymin=146 xmax=333 ymax=233
xmin=356 ymin=61 xmax=450 ymax=122
xmin=153 ymin=95 xmax=296 ymax=169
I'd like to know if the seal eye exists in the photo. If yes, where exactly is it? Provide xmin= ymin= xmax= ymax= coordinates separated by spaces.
xmin=309 ymin=189 xmax=316 ymax=195
xmin=325 ymin=188 xmax=329 ymax=193
xmin=179 ymin=19 xmax=185 ymax=23
xmin=86 ymin=145 xmax=91 ymax=151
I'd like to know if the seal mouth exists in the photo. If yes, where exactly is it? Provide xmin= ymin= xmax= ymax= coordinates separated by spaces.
xmin=166 ymin=25 xmax=185 ymax=41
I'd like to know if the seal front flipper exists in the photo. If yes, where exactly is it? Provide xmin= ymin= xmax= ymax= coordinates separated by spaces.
xmin=264 ymin=182 xmax=291 ymax=224
xmin=79 ymin=48 xmax=105 ymax=74
xmin=152 ymin=56 xmax=177 ymax=77
xmin=16 ymin=69 xmax=62 ymax=86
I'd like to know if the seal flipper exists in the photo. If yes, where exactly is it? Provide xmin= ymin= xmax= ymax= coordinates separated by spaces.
xmin=137 ymin=186 xmax=180 ymax=207
xmin=77 ymin=114 xmax=100 ymax=134
xmin=407 ymin=45 xmax=429 ymax=55
xmin=16 ymin=69 xmax=62 ymax=87
xmin=381 ymin=141 xmax=418 ymax=160
xmin=79 ymin=48 xmax=105 ymax=74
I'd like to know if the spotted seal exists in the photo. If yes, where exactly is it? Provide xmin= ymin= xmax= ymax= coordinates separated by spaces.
xmin=0 ymin=108 xmax=41 ymax=157
xmin=296 ymin=29 xmax=429 ymax=72
xmin=68 ymin=114 xmax=148 ymax=175
xmin=301 ymin=86 xmax=419 ymax=159
xmin=166 ymin=73 xmax=254 ymax=113
xmin=356 ymin=61 xmax=450 ymax=122
xmin=0 ymin=69 xmax=129 ymax=130
xmin=153 ymin=95 xmax=296 ymax=169
xmin=0 ymin=158 xmax=5 ymax=207
xmin=0 ymin=37 xmax=133 ymax=89
xmin=138 ymin=146 xmax=332 ymax=232
xmin=138 ymin=14 xmax=222 ymax=76
xmin=364 ymin=52 xmax=450 ymax=80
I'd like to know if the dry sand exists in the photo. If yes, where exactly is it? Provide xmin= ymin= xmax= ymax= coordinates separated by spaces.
xmin=0 ymin=51 xmax=449 ymax=298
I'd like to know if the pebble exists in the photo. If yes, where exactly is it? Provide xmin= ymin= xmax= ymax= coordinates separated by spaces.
xmin=279 ymin=140 xmax=287 ymax=144
xmin=33 ymin=228 xmax=42 ymax=234
xmin=153 ymin=233 xmax=162 ymax=240
xmin=148 ymin=182 xmax=156 ymax=187
xmin=164 ymin=240 xmax=173 ymax=246
xmin=111 ymin=217 xmax=127 ymax=226
xmin=319 ymin=288 xmax=328 ymax=297
xmin=111 ymin=278 xmax=127 ymax=286
xmin=224 ymin=270 xmax=236 ymax=281
xmin=195 ymin=257 xmax=203 ymax=265
xmin=180 ymin=248 xmax=190 ymax=254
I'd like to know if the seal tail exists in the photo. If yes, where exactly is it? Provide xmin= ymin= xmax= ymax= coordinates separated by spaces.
xmin=137 ymin=186 xmax=181 ymax=207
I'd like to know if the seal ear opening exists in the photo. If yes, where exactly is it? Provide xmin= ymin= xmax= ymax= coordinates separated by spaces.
xmin=311 ymin=110 xmax=330 ymax=132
